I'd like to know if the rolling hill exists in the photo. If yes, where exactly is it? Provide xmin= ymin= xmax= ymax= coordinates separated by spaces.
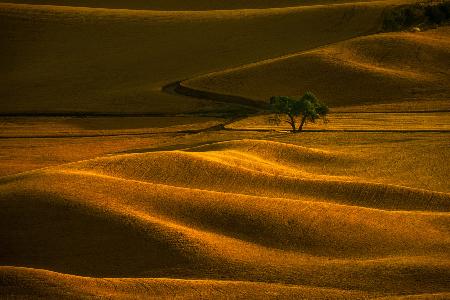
xmin=1 ymin=0 xmax=401 ymax=114
xmin=1 ymin=139 xmax=449 ymax=298
xmin=1 ymin=0 xmax=449 ymax=298
xmin=183 ymin=26 xmax=450 ymax=110
xmin=1 ymin=0 xmax=388 ymax=10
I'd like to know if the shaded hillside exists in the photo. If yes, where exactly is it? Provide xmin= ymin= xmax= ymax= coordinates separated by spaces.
xmin=0 ymin=139 xmax=449 ymax=297
xmin=0 ymin=267 xmax=373 ymax=299
xmin=0 ymin=1 xmax=389 ymax=114
xmin=2 ymin=0 xmax=389 ymax=11
xmin=183 ymin=26 xmax=450 ymax=109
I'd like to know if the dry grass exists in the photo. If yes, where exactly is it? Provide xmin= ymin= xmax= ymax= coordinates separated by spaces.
xmin=0 ymin=1 xmax=392 ymax=114
xmin=185 ymin=26 xmax=450 ymax=110
xmin=1 ymin=0 xmax=450 ymax=298
xmin=2 ymin=130 xmax=448 ymax=191
xmin=0 ymin=130 xmax=269 ymax=177
xmin=0 ymin=267 xmax=372 ymax=299
xmin=2 ymin=0 xmax=387 ymax=10
xmin=1 ymin=135 xmax=449 ymax=298
xmin=227 ymin=112 xmax=450 ymax=131
xmin=0 ymin=116 xmax=224 ymax=138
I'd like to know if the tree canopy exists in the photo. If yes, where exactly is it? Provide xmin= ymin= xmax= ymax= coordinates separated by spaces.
xmin=269 ymin=92 xmax=329 ymax=133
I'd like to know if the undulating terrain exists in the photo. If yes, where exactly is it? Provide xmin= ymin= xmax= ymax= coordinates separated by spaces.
xmin=0 ymin=0 xmax=449 ymax=298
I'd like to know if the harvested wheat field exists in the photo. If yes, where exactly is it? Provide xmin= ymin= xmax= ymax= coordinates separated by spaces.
xmin=184 ymin=26 xmax=450 ymax=110
xmin=1 ymin=0 xmax=450 ymax=298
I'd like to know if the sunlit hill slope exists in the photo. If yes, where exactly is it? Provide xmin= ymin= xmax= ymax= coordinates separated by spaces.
xmin=1 ymin=139 xmax=450 ymax=298
xmin=1 ymin=0 xmax=450 ymax=298
xmin=184 ymin=26 xmax=450 ymax=110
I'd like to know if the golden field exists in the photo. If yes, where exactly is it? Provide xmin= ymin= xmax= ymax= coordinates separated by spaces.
xmin=0 ymin=0 xmax=403 ymax=114
xmin=184 ymin=27 xmax=450 ymax=110
xmin=1 ymin=0 xmax=449 ymax=299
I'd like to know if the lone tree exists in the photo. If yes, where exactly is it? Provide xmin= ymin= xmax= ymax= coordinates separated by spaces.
xmin=269 ymin=92 xmax=329 ymax=133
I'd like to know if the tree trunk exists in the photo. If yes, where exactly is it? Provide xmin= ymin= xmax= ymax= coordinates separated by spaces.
xmin=298 ymin=116 xmax=307 ymax=132
xmin=288 ymin=115 xmax=296 ymax=133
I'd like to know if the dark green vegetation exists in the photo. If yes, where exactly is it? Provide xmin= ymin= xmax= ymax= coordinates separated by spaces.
xmin=383 ymin=0 xmax=450 ymax=31
xmin=269 ymin=93 xmax=329 ymax=133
